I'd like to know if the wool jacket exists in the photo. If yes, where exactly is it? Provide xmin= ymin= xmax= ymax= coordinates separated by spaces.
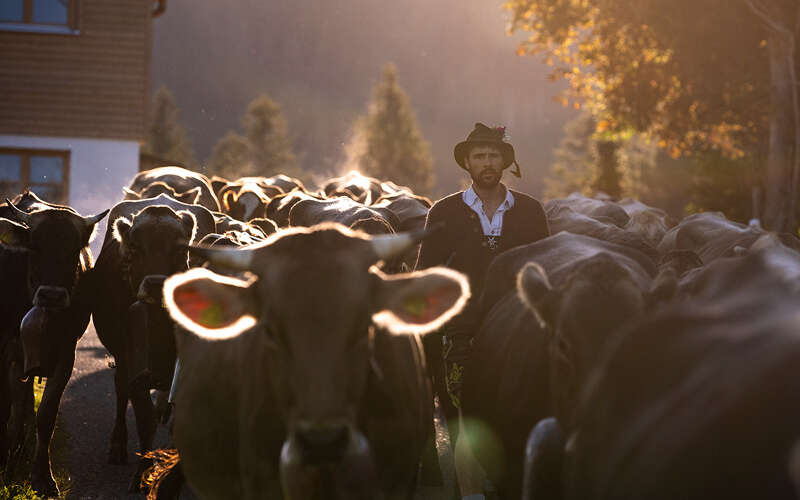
xmin=416 ymin=188 xmax=550 ymax=297
xmin=415 ymin=188 xmax=550 ymax=358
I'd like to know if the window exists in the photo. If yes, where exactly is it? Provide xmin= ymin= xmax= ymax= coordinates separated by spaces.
xmin=0 ymin=149 xmax=70 ymax=204
xmin=0 ymin=0 xmax=78 ymax=32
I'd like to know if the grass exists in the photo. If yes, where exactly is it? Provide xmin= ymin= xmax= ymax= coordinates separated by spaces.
xmin=0 ymin=379 xmax=71 ymax=499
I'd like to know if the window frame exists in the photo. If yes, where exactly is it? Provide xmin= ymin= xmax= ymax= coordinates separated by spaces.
xmin=0 ymin=148 xmax=71 ymax=205
xmin=0 ymin=0 xmax=80 ymax=35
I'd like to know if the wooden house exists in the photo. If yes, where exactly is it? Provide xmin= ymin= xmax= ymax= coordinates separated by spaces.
xmin=0 ymin=0 xmax=166 ymax=216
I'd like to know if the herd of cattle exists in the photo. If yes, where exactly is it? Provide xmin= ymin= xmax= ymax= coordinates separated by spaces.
xmin=1 ymin=166 xmax=800 ymax=500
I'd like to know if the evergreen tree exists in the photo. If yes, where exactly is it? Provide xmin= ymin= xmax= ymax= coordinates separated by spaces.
xmin=144 ymin=86 xmax=197 ymax=168
xmin=242 ymin=95 xmax=298 ymax=177
xmin=346 ymin=64 xmax=434 ymax=194
xmin=207 ymin=94 xmax=304 ymax=180
xmin=207 ymin=130 xmax=250 ymax=179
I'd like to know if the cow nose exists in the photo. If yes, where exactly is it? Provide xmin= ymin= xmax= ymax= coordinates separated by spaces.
xmin=295 ymin=423 xmax=350 ymax=450
xmin=33 ymin=286 xmax=70 ymax=309
xmin=137 ymin=274 xmax=168 ymax=304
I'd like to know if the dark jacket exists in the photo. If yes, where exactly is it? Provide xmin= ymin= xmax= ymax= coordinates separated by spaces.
xmin=416 ymin=189 xmax=550 ymax=295
xmin=416 ymin=189 xmax=549 ymax=350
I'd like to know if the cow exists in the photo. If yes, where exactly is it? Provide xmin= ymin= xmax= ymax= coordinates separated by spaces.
xmin=212 ymin=212 xmax=271 ymax=240
xmin=265 ymin=190 xmax=321 ymax=228
xmin=545 ymin=205 xmax=659 ymax=262
xmin=90 ymin=202 xmax=205 ymax=491
xmin=159 ymin=224 xmax=470 ymax=499
xmin=656 ymin=211 xmax=763 ymax=263
xmin=289 ymin=197 xmax=401 ymax=234
xmin=105 ymin=194 xmax=216 ymax=244
xmin=218 ymin=182 xmax=274 ymax=222
xmin=460 ymin=232 xmax=659 ymax=499
xmin=545 ymin=193 xmax=630 ymax=229
xmin=322 ymin=171 xmax=385 ymax=205
xmin=126 ymin=166 xmax=220 ymax=212
xmin=616 ymin=198 xmax=675 ymax=248
xmin=525 ymin=245 xmax=800 ymax=500
xmin=0 ymin=218 xmax=34 ymax=470
xmin=123 ymin=181 xmax=203 ymax=206
xmin=2 ymin=198 xmax=108 ymax=497
xmin=373 ymin=192 xmax=432 ymax=270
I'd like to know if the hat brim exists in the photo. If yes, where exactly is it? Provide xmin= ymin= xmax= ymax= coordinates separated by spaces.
xmin=454 ymin=141 xmax=515 ymax=170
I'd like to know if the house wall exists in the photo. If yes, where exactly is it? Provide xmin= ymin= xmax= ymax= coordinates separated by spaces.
xmin=0 ymin=0 xmax=153 ymax=142
xmin=0 ymin=134 xmax=139 ymax=252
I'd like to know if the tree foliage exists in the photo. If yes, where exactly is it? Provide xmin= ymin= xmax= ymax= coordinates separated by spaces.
xmin=506 ymin=0 xmax=800 ymax=230
xmin=143 ymin=86 xmax=197 ymax=168
xmin=346 ymin=64 xmax=435 ymax=194
xmin=207 ymin=94 xmax=304 ymax=181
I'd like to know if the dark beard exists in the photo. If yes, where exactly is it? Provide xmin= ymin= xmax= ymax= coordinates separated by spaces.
xmin=470 ymin=169 xmax=501 ymax=190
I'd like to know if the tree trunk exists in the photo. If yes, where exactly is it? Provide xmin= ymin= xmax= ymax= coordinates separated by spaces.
xmin=593 ymin=140 xmax=622 ymax=199
xmin=762 ymin=23 xmax=798 ymax=231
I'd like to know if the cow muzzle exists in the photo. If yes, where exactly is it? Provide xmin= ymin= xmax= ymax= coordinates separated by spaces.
xmin=280 ymin=426 xmax=377 ymax=498
xmin=32 ymin=286 xmax=70 ymax=309
xmin=136 ymin=274 xmax=167 ymax=305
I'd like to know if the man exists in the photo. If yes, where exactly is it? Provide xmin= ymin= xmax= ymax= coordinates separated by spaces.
xmin=416 ymin=122 xmax=550 ymax=499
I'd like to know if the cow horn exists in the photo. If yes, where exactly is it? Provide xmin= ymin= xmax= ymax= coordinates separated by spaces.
xmin=370 ymin=222 xmax=444 ymax=261
xmin=187 ymin=245 xmax=254 ymax=270
xmin=4 ymin=199 xmax=31 ymax=224
xmin=84 ymin=209 xmax=110 ymax=227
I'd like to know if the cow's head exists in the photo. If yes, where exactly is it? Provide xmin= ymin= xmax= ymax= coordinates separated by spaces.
xmin=164 ymin=224 xmax=468 ymax=464
xmin=5 ymin=200 xmax=108 ymax=307
xmin=517 ymin=253 xmax=648 ymax=429
xmin=114 ymin=205 xmax=196 ymax=298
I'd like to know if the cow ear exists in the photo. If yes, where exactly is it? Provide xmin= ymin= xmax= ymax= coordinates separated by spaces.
xmin=371 ymin=266 xmax=470 ymax=335
xmin=177 ymin=186 xmax=202 ymax=205
xmin=222 ymin=190 xmax=235 ymax=212
xmin=122 ymin=186 xmax=140 ymax=199
xmin=517 ymin=262 xmax=555 ymax=330
xmin=163 ymin=267 xmax=258 ymax=340
xmin=113 ymin=217 xmax=132 ymax=244
xmin=0 ymin=218 xmax=30 ymax=247
xmin=177 ymin=211 xmax=198 ymax=244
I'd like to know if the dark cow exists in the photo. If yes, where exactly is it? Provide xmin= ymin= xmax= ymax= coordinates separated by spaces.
xmin=255 ymin=174 xmax=307 ymax=194
xmin=212 ymin=212 xmax=271 ymax=240
xmin=91 ymin=204 xmax=198 ymax=491
xmin=373 ymin=192 xmax=432 ymax=270
xmin=526 ymin=246 xmax=800 ymax=500
xmin=127 ymin=166 xmax=220 ymax=212
xmin=322 ymin=171 xmax=385 ymax=205
xmin=289 ymin=196 xmax=401 ymax=234
xmin=265 ymin=190 xmax=321 ymax=228
xmin=218 ymin=182 xmax=274 ymax=222
xmin=123 ymin=181 xmax=203 ymax=206
xmin=616 ymin=198 xmax=675 ymax=248
xmin=0 ymin=219 xmax=34 ymax=470
xmin=461 ymin=232 xmax=660 ymax=499
xmin=161 ymin=224 xmax=469 ymax=499
xmin=546 ymin=205 xmax=659 ymax=262
xmin=2 ymin=198 xmax=108 ymax=496
xmin=545 ymin=193 xmax=630 ymax=229
xmin=105 ymin=194 xmax=216 ymax=244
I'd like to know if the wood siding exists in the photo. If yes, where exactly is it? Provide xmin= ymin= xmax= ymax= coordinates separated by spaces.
xmin=0 ymin=0 xmax=153 ymax=142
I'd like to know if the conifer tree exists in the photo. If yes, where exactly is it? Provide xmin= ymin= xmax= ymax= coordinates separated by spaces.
xmin=346 ymin=64 xmax=434 ymax=194
xmin=207 ymin=94 xmax=303 ymax=180
xmin=144 ymin=86 xmax=197 ymax=168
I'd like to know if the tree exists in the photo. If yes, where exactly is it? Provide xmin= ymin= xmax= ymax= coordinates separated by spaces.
xmin=206 ymin=130 xmax=250 ymax=179
xmin=345 ymin=64 xmax=435 ymax=194
xmin=143 ymin=86 xmax=197 ymax=168
xmin=505 ymin=0 xmax=800 ymax=231
xmin=207 ymin=94 xmax=304 ymax=180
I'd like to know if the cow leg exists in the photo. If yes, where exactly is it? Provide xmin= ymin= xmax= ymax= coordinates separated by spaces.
xmin=8 ymin=376 xmax=33 ymax=467
xmin=128 ymin=382 xmax=156 ymax=492
xmin=30 ymin=348 xmax=74 ymax=498
xmin=0 ymin=352 xmax=11 ymax=470
xmin=109 ymin=361 xmax=129 ymax=464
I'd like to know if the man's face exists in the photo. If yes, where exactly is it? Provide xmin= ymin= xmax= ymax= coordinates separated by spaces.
xmin=465 ymin=144 xmax=504 ymax=189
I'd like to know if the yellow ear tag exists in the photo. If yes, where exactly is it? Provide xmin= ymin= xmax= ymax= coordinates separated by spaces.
xmin=199 ymin=302 xmax=225 ymax=328
xmin=403 ymin=295 xmax=427 ymax=319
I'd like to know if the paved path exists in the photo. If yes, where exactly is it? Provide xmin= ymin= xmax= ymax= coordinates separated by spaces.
xmin=60 ymin=322 xmax=171 ymax=500
xmin=57 ymin=322 xmax=453 ymax=499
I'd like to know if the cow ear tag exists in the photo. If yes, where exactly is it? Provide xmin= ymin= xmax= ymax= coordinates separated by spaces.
xmin=173 ymin=286 xmax=233 ymax=329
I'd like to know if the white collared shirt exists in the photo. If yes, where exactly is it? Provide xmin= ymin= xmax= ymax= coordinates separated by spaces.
xmin=462 ymin=185 xmax=515 ymax=236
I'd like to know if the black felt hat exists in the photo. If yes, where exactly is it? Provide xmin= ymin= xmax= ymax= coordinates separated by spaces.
xmin=454 ymin=122 xmax=520 ymax=177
